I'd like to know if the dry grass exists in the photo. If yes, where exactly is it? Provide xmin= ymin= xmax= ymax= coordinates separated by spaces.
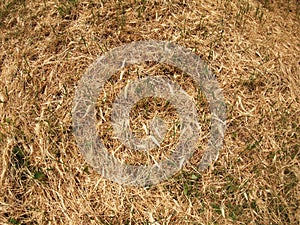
xmin=0 ymin=0 xmax=299 ymax=224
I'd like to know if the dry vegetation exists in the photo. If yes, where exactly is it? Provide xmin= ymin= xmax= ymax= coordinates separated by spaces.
xmin=0 ymin=0 xmax=299 ymax=224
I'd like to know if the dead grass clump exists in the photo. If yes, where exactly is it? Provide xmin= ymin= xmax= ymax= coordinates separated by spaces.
xmin=0 ymin=0 xmax=299 ymax=224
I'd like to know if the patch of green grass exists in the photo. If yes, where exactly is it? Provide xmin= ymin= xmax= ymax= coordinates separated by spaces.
xmin=227 ymin=203 xmax=244 ymax=221
xmin=83 ymin=165 xmax=90 ymax=174
xmin=211 ymin=203 xmax=222 ymax=215
xmin=8 ymin=217 xmax=20 ymax=225
xmin=180 ymin=172 xmax=202 ymax=198
xmin=56 ymin=0 xmax=78 ymax=19
xmin=33 ymin=170 xmax=46 ymax=180
xmin=116 ymin=0 xmax=126 ymax=29
xmin=225 ymin=175 xmax=240 ymax=195
xmin=245 ymin=138 xmax=262 ymax=151
xmin=0 ymin=129 xmax=4 ymax=142
xmin=0 ymin=0 xmax=26 ymax=27
xmin=136 ymin=0 xmax=147 ymax=17
xmin=12 ymin=145 xmax=26 ymax=168
xmin=12 ymin=145 xmax=49 ymax=182
xmin=235 ymin=0 xmax=252 ymax=27
xmin=255 ymin=6 xmax=265 ymax=23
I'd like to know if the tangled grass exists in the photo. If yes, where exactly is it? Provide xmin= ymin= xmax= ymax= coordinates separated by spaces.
xmin=0 ymin=0 xmax=299 ymax=224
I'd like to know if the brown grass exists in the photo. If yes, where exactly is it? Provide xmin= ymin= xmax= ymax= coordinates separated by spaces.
xmin=0 ymin=0 xmax=299 ymax=224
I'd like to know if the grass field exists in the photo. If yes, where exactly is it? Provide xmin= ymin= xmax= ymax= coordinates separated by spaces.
xmin=0 ymin=0 xmax=299 ymax=224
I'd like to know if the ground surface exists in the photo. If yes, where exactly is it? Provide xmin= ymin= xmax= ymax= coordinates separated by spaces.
xmin=0 ymin=0 xmax=299 ymax=224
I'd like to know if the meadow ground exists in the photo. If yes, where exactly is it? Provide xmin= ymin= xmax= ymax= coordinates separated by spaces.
xmin=0 ymin=0 xmax=299 ymax=224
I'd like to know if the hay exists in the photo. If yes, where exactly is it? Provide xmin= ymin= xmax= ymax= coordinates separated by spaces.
xmin=0 ymin=0 xmax=299 ymax=224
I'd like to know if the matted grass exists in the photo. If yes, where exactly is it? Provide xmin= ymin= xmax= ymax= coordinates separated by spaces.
xmin=0 ymin=0 xmax=299 ymax=224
